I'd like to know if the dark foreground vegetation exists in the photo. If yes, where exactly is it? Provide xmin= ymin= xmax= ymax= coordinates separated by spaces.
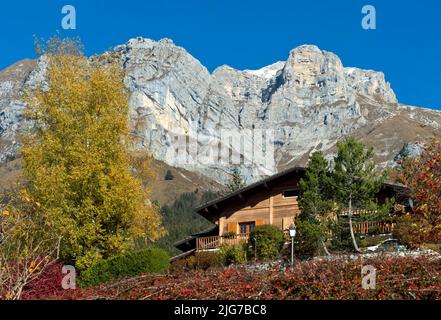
xmin=21 ymin=255 xmax=441 ymax=300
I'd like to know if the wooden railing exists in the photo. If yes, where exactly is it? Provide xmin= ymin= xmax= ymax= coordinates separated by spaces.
xmin=195 ymin=221 xmax=393 ymax=251
xmin=339 ymin=209 xmax=378 ymax=217
xmin=196 ymin=234 xmax=250 ymax=251
xmin=353 ymin=221 xmax=395 ymax=234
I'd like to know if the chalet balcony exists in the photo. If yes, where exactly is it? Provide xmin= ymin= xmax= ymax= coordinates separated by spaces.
xmin=195 ymin=220 xmax=395 ymax=252
xmin=353 ymin=220 xmax=395 ymax=234
xmin=196 ymin=234 xmax=250 ymax=251
xmin=196 ymin=231 xmax=292 ymax=252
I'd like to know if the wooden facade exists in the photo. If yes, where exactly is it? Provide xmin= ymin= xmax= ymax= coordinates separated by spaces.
xmin=216 ymin=179 xmax=301 ymax=236
xmin=197 ymin=168 xmax=307 ymax=239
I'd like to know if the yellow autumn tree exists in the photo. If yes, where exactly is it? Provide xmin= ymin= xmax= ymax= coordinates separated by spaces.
xmin=22 ymin=36 xmax=164 ymax=270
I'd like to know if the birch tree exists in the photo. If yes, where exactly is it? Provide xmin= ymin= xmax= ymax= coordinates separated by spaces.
xmin=22 ymin=36 xmax=164 ymax=270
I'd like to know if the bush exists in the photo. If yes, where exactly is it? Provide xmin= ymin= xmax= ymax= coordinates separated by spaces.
xmin=192 ymin=252 xmax=223 ymax=270
xmin=394 ymin=215 xmax=428 ymax=249
xmin=295 ymin=220 xmax=327 ymax=258
xmin=79 ymin=247 xmax=169 ymax=288
xmin=170 ymin=252 xmax=223 ymax=271
xmin=171 ymin=252 xmax=224 ymax=271
xmin=21 ymin=263 xmax=66 ymax=300
xmin=248 ymin=225 xmax=285 ymax=260
xmin=219 ymin=244 xmax=247 ymax=265
xmin=393 ymin=213 xmax=441 ymax=249
xmin=222 ymin=231 xmax=236 ymax=238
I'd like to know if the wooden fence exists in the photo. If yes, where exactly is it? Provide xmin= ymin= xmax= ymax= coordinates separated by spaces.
xmin=353 ymin=221 xmax=395 ymax=235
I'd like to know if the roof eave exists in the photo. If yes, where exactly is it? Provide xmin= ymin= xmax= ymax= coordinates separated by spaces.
xmin=196 ymin=166 xmax=307 ymax=215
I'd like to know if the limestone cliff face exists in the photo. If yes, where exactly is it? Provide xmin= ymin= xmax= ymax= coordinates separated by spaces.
xmin=0 ymin=59 xmax=36 ymax=162
xmin=1 ymin=37 xmax=440 ymax=184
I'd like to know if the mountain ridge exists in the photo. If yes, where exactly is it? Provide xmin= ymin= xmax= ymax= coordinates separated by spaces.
xmin=1 ymin=37 xmax=440 ymax=187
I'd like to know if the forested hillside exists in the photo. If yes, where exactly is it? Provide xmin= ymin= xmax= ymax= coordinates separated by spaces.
xmin=150 ymin=191 xmax=220 ymax=255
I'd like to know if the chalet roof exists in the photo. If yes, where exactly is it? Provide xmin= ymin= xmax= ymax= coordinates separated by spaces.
xmin=195 ymin=166 xmax=410 ymax=216
xmin=195 ymin=166 xmax=306 ymax=215
xmin=173 ymin=225 xmax=218 ymax=252
xmin=173 ymin=225 xmax=218 ymax=247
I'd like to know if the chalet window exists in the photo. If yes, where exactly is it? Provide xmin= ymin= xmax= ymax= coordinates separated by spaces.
xmin=239 ymin=221 xmax=256 ymax=234
xmin=282 ymin=189 xmax=300 ymax=198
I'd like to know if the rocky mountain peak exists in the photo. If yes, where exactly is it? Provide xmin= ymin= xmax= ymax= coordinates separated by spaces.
xmin=243 ymin=61 xmax=285 ymax=79
xmin=0 ymin=37 xmax=440 ymax=185
xmin=344 ymin=67 xmax=397 ymax=104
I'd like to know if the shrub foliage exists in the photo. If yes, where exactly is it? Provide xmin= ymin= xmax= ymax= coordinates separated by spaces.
xmin=295 ymin=220 xmax=328 ymax=258
xmin=249 ymin=225 xmax=285 ymax=260
xmin=219 ymin=244 xmax=247 ymax=265
xmin=394 ymin=140 xmax=441 ymax=247
xmin=79 ymin=247 xmax=169 ymax=288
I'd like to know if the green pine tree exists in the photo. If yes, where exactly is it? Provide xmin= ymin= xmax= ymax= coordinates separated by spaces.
xmin=226 ymin=166 xmax=245 ymax=193
xmin=298 ymin=151 xmax=333 ymax=221
xmin=297 ymin=151 xmax=333 ymax=256
xmin=330 ymin=137 xmax=385 ymax=252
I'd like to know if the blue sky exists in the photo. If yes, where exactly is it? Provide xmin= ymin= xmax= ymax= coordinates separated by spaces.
xmin=1 ymin=0 xmax=440 ymax=109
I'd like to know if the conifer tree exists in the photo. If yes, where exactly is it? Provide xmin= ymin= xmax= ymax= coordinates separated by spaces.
xmin=297 ymin=151 xmax=333 ymax=256
xmin=330 ymin=137 xmax=385 ymax=252
xmin=226 ymin=166 xmax=245 ymax=193
xmin=298 ymin=152 xmax=332 ymax=221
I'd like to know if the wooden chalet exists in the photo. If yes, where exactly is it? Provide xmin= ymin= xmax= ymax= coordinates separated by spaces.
xmin=174 ymin=167 xmax=410 ymax=255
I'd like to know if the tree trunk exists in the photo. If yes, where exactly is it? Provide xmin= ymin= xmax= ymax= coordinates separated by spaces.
xmin=322 ymin=241 xmax=331 ymax=256
xmin=348 ymin=197 xmax=361 ymax=252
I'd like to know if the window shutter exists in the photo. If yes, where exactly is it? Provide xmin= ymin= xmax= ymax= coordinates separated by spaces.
xmin=227 ymin=222 xmax=237 ymax=234
xmin=255 ymin=220 xmax=264 ymax=226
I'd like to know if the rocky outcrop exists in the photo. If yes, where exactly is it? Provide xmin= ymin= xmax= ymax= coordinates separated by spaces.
xmin=0 ymin=59 xmax=36 ymax=162
xmin=1 ymin=38 xmax=440 ymax=184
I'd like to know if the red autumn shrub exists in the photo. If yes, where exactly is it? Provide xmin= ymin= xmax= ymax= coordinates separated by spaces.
xmin=20 ymin=263 xmax=66 ymax=300
xmin=20 ymin=256 xmax=441 ymax=300
xmin=394 ymin=140 xmax=441 ymax=247
xmin=397 ymin=140 xmax=441 ymax=214
xmin=20 ymin=263 xmax=112 ymax=300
